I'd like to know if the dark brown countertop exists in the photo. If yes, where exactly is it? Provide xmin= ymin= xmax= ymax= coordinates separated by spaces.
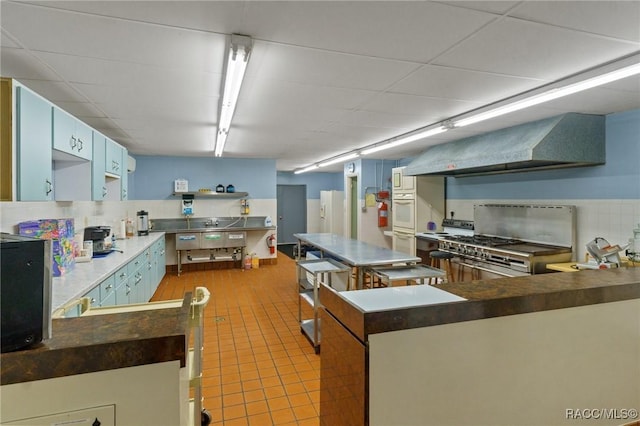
xmin=320 ymin=268 xmax=640 ymax=342
xmin=1 ymin=293 xmax=192 ymax=386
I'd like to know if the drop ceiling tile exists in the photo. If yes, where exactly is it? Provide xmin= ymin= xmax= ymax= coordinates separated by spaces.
xmin=240 ymin=1 xmax=496 ymax=63
xmin=511 ymin=1 xmax=640 ymax=42
xmin=434 ymin=16 xmax=639 ymax=80
xmin=252 ymin=42 xmax=419 ymax=91
xmin=2 ymin=2 xmax=227 ymax=69
xmin=0 ymin=48 xmax=63 ymax=81
xmin=389 ymin=65 xmax=545 ymax=104
xmin=361 ymin=92 xmax=482 ymax=121
xmin=438 ymin=1 xmax=521 ymax=15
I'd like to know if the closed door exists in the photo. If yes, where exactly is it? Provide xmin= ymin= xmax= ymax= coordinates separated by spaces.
xmin=277 ymin=184 xmax=307 ymax=244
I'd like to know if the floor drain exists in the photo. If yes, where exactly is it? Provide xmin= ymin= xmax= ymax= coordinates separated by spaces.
xmin=213 ymin=316 xmax=226 ymax=322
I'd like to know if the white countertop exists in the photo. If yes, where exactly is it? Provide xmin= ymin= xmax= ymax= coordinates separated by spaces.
xmin=51 ymin=233 xmax=165 ymax=312
xmin=340 ymin=284 xmax=466 ymax=312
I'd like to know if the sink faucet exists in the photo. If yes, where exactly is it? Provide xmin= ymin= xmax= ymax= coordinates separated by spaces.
xmin=204 ymin=218 xmax=219 ymax=227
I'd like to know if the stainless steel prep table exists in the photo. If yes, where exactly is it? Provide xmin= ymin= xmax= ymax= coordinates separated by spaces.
xmin=293 ymin=233 xmax=421 ymax=289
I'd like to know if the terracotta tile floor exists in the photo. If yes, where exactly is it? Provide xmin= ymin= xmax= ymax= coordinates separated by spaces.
xmin=152 ymin=254 xmax=320 ymax=426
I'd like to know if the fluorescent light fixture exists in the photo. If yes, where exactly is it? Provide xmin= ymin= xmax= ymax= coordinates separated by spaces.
xmin=361 ymin=126 xmax=447 ymax=155
xmin=454 ymin=60 xmax=640 ymax=128
xmin=294 ymin=164 xmax=319 ymax=174
xmin=214 ymin=34 xmax=252 ymax=157
xmin=318 ymin=152 xmax=359 ymax=168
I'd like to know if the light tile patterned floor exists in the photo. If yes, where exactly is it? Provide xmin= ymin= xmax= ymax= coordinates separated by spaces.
xmin=152 ymin=254 xmax=320 ymax=426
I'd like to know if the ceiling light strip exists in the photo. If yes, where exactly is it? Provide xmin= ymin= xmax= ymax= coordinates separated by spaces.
xmin=361 ymin=126 xmax=447 ymax=156
xmin=454 ymin=59 xmax=640 ymax=128
xmin=214 ymin=34 xmax=252 ymax=157
xmin=318 ymin=153 xmax=359 ymax=168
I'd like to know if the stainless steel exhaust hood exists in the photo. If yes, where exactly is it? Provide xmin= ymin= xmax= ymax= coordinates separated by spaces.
xmin=405 ymin=113 xmax=605 ymax=177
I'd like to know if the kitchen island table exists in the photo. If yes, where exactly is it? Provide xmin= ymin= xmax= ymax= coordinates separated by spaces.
xmin=319 ymin=267 xmax=640 ymax=426
xmin=294 ymin=233 xmax=421 ymax=289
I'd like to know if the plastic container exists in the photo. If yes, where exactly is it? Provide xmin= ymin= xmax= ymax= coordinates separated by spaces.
xmin=251 ymin=253 xmax=259 ymax=269
xmin=244 ymin=254 xmax=252 ymax=270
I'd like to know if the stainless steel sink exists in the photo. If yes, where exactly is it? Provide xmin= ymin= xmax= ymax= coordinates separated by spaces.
xmin=151 ymin=216 xmax=251 ymax=232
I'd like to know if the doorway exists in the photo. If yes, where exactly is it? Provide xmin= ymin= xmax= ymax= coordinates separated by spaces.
xmin=277 ymin=184 xmax=307 ymax=245
xmin=348 ymin=176 xmax=358 ymax=239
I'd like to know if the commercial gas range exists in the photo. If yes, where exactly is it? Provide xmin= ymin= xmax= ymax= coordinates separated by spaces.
xmin=438 ymin=204 xmax=576 ymax=278
xmin=439 ymin=235 xmax=572 ymax=277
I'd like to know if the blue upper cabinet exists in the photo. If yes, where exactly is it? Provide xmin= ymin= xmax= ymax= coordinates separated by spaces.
xmin=52 ymin=107 xmax=93 ymax=161
xmin=120 ymin=146 xmax=128 ymax=200
xmin=105 ymin=138 xmax=123 ymax=177
xmin=92 ymin=132 xmax=107 ymax=200
xmin=15 ymin=86 xmax=53 ymax=201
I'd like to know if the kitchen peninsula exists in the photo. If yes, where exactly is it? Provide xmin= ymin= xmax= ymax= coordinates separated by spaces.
xmin=0 ymin=293 xmax=192 ymax=425
xmin=319 ymin=268 xmax=640 ymax=426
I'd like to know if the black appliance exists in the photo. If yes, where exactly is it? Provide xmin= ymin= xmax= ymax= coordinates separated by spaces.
xmin=84 ymin=226 xmax=112 ymax=254
xmin=0 ymin=233 xmax=52 ymax=352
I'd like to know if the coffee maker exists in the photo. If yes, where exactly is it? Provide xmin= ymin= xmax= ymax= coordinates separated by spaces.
xmin=83 ymin=226 xmax=112 ymax=254
xmin=137 ymin=211 xmax=149 ymax=236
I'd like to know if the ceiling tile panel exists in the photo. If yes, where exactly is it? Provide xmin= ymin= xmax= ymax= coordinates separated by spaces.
xmin=434 ymin=16 xmax=639 ymax=80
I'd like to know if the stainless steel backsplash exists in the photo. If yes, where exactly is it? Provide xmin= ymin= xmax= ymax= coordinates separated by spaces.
xmin=474 ymin=204 xmax=576 ymax=248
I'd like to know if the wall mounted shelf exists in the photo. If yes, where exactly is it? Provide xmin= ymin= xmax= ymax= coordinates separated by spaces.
xmin=172 ymin=191 xmax=248 ymax=198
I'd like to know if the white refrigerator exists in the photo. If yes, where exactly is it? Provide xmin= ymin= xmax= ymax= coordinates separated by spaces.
xmin=320 ymin=190 xmax=344 ymax=235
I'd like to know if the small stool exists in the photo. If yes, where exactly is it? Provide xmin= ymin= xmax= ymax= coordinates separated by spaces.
xmin=429 ymin=251 xmax=455 ymax=284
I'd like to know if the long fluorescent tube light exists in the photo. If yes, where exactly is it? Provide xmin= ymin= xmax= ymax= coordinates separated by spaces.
xmin=454 ymin=61 xmax=640 ymax=128
xmin=294 ymin=165 xmax=319 ymax=174
xmin=215 ymin=34 xmax=252 ymax=157
xmin=361 ymin=126 xmax=447 ymax=156
xmin=318 ymin=153 xmax=359 ymax=168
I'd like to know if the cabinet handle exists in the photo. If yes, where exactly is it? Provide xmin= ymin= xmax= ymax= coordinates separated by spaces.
xmin=160 ymin=250 xmax=165 ymax=255
xmin=119 ymin=272 xmax=127 ymax=279
xmin=102 ymin=187 xmax=107 ymax=197
xmin=90 ymin=297 xmax=97 ymax=305
xmin=106 ymin=284 xmax=113 ymax=291
xmin=70 ymin=135 xmax=77 ymax=149
xmin=126 ymin=285 xmax=131 ymax=295
xmin=77 ymin=139 xmax=83 ymax=152
xmin=45 ymin=179 xmax=53 ymax=195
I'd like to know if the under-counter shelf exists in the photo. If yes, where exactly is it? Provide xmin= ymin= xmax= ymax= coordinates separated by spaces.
xmin=296 ymin=258 xmax=350 ymax=353
xmin=172 ymin=191 xmax=248 ymax=198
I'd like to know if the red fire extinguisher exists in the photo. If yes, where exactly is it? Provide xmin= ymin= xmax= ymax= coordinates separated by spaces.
xmin=378 ymin=201 xmax=388 ymax=227
xmin=266 ymin=234 xmax=276 ymax=254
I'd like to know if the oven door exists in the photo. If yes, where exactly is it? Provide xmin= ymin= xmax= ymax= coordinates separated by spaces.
xmin=392 ymin=195 xmax=415 ymax=230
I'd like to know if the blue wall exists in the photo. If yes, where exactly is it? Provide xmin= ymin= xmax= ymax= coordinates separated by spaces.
xmin=276 ymin=171 xmax=343 ymax=199
xmin=358 ymin=159 xmax=396 ymax=194
xmin=440 ymin=109 xmax=640 ymax=200
xmin=129 ymin=110 xmax=638 ymax=202
xmin=130 ymin=156 xmax=276 ymax=200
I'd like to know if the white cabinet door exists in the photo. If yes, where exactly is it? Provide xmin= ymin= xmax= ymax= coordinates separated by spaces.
xmin=4 ymin=404 xmax=115 ymax=426
xmin=392 ymin=230 xmax=416 ymax=256
xmin=16 ymin=86 xmax=53 ymax=201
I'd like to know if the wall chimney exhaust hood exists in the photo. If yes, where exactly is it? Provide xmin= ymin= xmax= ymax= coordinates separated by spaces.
xmin=405 ymin=113 xmax=605 ymax=177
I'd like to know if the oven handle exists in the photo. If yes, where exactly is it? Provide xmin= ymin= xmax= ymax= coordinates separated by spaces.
xmin=457 ymin=261 xmax=519 ymax=278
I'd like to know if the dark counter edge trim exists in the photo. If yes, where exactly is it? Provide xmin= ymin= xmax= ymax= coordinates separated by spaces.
xmin=1 ymin=293 xmax=193 ymax=386
xmin=321 ymin=282 xmax=640 ymax=341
